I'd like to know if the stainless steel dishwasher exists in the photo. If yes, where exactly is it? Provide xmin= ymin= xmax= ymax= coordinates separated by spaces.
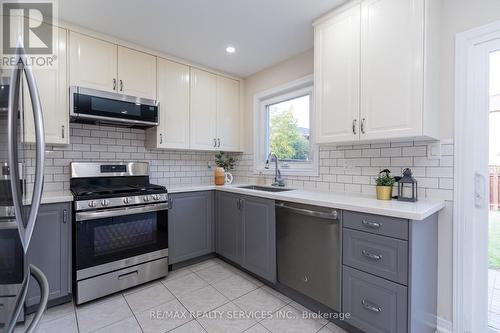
xmin=276 ymin=201 xmax=341 ymax=312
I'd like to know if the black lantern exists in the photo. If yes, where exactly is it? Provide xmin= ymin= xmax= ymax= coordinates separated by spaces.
xmin=397 ymin=168 xmax=418 ymax=202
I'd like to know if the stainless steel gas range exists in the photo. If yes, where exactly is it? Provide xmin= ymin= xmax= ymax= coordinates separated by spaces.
xmin=70 ymin=162 xmax=169 ymax=304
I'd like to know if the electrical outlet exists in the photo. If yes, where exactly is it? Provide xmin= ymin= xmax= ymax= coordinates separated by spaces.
xmin=343 ymin=160 xmax=356 ymax=170
xmin=427 ymin=142 xmax=442 ymax=160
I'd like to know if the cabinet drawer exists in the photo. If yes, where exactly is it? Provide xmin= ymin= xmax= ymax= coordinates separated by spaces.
xmin=343 ymin=211 xmax=408 ymax=240
xmin=343 ymin=266 xmax=408 ymax=333
xmin=343 ymin=229 xmax=408 ymax=285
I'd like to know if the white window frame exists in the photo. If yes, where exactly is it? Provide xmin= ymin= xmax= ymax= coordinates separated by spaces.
xmin=253 ymin=75 xmax=318 ymax=176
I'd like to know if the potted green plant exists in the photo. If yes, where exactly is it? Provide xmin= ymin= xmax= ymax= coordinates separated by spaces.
xmin=375 ymin=169 xmax=395 ymax=200
xmin=214 ymin=152 xmax=236 ymax=185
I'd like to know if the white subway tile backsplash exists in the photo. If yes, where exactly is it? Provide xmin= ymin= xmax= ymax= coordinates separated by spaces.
xmin=231 ymin=140 xmax=455 ymax=202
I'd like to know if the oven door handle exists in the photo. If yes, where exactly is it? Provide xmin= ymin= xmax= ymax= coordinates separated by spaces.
xmin=75 ymin=203 xmax=169 ymax=222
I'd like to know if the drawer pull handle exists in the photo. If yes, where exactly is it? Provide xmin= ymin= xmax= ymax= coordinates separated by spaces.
xmin=361 ymin=299 xmax=382 ymax=313
xmin=362 ymin=220 xmax=381 ymax=229
xmin=362 ymin=250 xmax=382 ymax=261
xmin=118 ymin=270 xmax=139 ymax=280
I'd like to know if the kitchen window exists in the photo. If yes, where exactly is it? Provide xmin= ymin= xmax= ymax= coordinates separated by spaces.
xmin=254 ymin=76 xmax=318 ymax=175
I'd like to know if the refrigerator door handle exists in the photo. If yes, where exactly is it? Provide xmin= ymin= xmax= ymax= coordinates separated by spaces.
xmin=4 ymin=265 xmax=49 ymax=333
xmin=8 ymin=45 xmax=45 ymax=252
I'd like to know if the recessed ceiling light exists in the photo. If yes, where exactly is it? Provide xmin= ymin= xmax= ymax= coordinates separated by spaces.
xmin=226 ymin=46 xmax=236 ymax=54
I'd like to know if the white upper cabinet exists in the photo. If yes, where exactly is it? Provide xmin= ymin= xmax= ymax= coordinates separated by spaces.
xmin=24 ymin=27 xmax=69 ymax=145
xmin=69 ymin=31 xmax=117 ymax=92
xmin=117 ymin=46 xmax=157 ymax=100
xmin=69 ymin=33 xmax=157 ymax=100
xmin=147 ymin=58 xmax=190 ymax=149
xmin=359 ymin=0 xmax=424 ymax=140
xmin=314 ymin=3 xmax=360 ymax=143
xmin=314 ymin=0 xmax=439 ymax=144
xmin=190 ymin=68 xmax=218 ymax=150
xmin=216 ymin=76 xmax=240 ymax=151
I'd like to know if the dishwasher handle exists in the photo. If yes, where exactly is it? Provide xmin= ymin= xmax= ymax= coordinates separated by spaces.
xmin=276 ymin=202 xmax=339 ymax=221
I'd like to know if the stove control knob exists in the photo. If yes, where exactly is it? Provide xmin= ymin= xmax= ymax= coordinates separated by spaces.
xmin=88 ymin=201 xmax=96 ymax=208
xmin=153 ymin=194 xmax=160 ymax=201
xmin=101 ymin=200 xmax=110 ymax=207
xmin=123 ymin=197 xmax=130 ymax=204
xmin=143 ymin=195 xmax=151 ymax=202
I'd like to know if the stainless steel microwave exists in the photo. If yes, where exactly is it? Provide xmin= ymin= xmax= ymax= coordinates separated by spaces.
xmin=69 ymin=86 xmax=159 ymax=128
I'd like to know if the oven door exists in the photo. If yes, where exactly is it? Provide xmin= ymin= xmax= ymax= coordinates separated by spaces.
xmin=74 ymin=203 xmax=168 ymax=277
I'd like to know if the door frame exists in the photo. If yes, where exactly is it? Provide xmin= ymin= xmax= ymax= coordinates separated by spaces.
xmin=454 ymin=20 xmax=500 ymax=333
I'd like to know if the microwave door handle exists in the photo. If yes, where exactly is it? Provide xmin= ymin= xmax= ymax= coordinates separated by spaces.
xmin=8 ymin=45 xmax=45 ymax=252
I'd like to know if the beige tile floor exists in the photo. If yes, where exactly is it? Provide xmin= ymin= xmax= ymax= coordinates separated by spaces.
xmin=15 ymin=258 xmax=350 ymax=333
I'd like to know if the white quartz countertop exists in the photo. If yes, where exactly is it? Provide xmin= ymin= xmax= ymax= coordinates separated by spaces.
xmin=23 ymin=190 xmax=74 ymax=205
xmin=169 ymin=184 xmax=445 ymax=220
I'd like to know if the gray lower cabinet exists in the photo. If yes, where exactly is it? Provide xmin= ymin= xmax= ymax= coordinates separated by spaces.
xmin=168 ymin=191 xmax=214 ymax=265
xmin=216 ymin=191 xmax=242 ymax=265
xmin=342 ymin=211 xmax=438 ymax=333
xmin=216 ymin=191 xmax=276 ymax=283
xmin=241 ymin=195 xmax=276 ymax=283
xmin=26 ymin=202 xmax=71 ymax=308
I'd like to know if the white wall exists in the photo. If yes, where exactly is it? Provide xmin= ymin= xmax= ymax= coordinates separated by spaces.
xmin=440 ymin=0 xmax=500 ymax=139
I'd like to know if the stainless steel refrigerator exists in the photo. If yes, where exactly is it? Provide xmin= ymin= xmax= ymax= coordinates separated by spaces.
xmin=0 ymin=46 xmax=49 ymax=332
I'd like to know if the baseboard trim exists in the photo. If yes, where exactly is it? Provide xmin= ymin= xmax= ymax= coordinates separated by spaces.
xmin=436 ymin=316 xmax=453 ymax=333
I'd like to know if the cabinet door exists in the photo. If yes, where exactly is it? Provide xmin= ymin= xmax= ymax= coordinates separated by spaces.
xmin=168 ymin=192 xmax=214 ymax=264
xmin=26 ymin=203 xmax=70 ymax=307
xmin=24 ymin=27 xmax=68 ymax=145
xmin=190 ymin=68 xmax=217 ymax=150
xmin=153 ymin=58 xmax=190 ymax=149
xmin=216 ymin=191 xmax=242 ymax=264
xmin=216 ymin=76 xmax=241 ymax=151
xmin=359 ymin=0 xmax=424 ymax=140
xmin=241 ymin=196 xmax=276 ymax=283
xmin=314 ymin=3 xmax=360 ymax=143
xmin=69 ymin=31 xmax=117 ymax=92
xmin=117 ymin=46 xmax=157 ymax=99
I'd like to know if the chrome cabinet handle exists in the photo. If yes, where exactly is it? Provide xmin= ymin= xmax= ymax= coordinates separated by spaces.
xmin=361 ymin=118 xmax=366 ymax=134
xmin=217 ymin=138 xmax=221 ymax=147
xmin=8 ymin=45 xmax=45 ymax=252
xmin=63 ymin=209 xmax=68 ymax=224
xmin=160 ymin=133 xmax=163 ymax=144
xmin=362 ymin=250 xmax=382 ymax=261
xmin=61 ymin=125 xmax=65 ymax=139
xmin=113 ymin=78 xmax=117 ymax=91
xmin=213 ymin=138 xmax=217 ymax=147
xmin=352 ymin=119 xmax=357 ymax=135
xmin=120 ymin=79 xmax=123 ymax=92
xmin=362 ymin=220 xmax=381 ymax=229
xmin=361 ymin=299 xmax=382 ymax=313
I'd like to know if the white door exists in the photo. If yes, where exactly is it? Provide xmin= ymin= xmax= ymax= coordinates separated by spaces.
xmin=24 ymin=27 xmax=68 ymax=145
xmin=456 ymin=28 xmax=500 ymax=333
xmin=216 ymin=76 xmax=240 ymax=151
xmin=69 ymin=31 xmax=117 ymax=92
xmin=117 ymin=46 xmax=157 ymax=99
xmin=314 ymin=3 xmax=360 ymax=143
xmin=359 ymin=0 xmax=424 ymax=140
xmin=190 ymin=68 xmax=217 ymax=150
xmin=156 ymin=58 xmax=190 ymax=149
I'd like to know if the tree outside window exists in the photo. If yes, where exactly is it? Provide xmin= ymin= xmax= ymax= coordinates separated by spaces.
xmin=267 ymin=95 xmax=311 ymax=162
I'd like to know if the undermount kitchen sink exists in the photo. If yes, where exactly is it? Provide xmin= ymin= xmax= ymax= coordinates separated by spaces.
xmin=237 ymin=185 xmax=294 ymax=192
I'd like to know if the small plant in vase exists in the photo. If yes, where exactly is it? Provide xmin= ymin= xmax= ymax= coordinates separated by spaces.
xmin=214 ymin=152 xmax=236 ymax=185
xmin=375 ymin=169 xmax=395 ymax=200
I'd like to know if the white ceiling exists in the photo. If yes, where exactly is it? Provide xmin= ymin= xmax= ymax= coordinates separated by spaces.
xmin=59 ymin=0 xmax=346 ymax=77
